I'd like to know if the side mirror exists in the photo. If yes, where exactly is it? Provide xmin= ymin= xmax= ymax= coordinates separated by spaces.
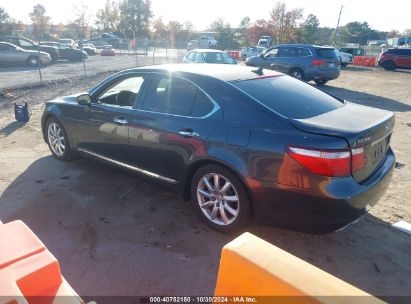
xmin=77 ymin=93 xmax=91 ymax=106
xmin=259 ymin=53 xmax=265 ymax=59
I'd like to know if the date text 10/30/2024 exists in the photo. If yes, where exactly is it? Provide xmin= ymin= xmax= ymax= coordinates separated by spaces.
xmin=149 ymin=296 xmax=258 ymax=303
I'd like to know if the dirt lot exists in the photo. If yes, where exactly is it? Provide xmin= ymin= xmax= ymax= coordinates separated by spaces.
xmin=0 ymin=66 xmax=410 ymax=302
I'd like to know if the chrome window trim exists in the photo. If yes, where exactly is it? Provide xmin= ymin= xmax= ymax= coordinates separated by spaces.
xmin=137 ymin=72 xmax=221 ymax=119
xmin=76 ymin=148 xmax=178 ymax=184
xmin=88 ymin=71 xmax=221 ymax=119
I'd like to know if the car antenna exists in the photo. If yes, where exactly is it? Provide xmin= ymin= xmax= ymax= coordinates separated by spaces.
xmin=252 ymin=66 xmax=264 ymax=76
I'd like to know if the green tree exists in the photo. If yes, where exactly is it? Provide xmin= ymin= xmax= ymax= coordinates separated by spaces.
xmin=96 ymin=0 xmax=121 ymax=32
xmin=237 ymin=16 xmax=250 ymax=46
xmin=299 ymin=14 xmax=319 ymax=44
xmin=118 ymin=0 xmax=153 ymax=37
xmin=0 ymin=6 xmax=13 ymax=35
xmin=29 ymin=4 xmax=51 ymax=39
xmin=208 ymin=18 xmax=236 ymax=50
xmin=337 ymin=22 xmax=381 ymax=46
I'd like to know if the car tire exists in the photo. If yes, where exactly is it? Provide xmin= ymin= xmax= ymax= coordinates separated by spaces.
xmin=27 ymin=56 xmax=39 ymax=67
xmin=315 ymin=80 xmax=328 ymax=86
xmin=289 ymin=68 xmax=305 ymax=81
xmin=46 ymin=117 xmax=75 ymax=161
xmin=242 ymin=55 xmax=247 ymax=61
xmin=383 ymin=61 xmax=396 ymax=71
xmin=191 ymin=164 xmax=251 ymax=232
xmin=341 ymin=62 xmax=348 ymax=67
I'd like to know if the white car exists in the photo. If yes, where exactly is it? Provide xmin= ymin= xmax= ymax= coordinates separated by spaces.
xmin=241 ymin=46 xmax=267 ymax=60
xmin=198 ymin=36 xmax=218 ymax=48
xmin=335 ymin=50 xmax=353 ymax=67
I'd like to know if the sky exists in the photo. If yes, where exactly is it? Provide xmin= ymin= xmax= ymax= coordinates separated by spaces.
xmin=1 ymin=0 xmax=410 ymax=32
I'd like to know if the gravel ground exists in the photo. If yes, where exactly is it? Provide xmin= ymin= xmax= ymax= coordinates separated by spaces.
xmin=0 ymin=66 xmax=410 ymax=302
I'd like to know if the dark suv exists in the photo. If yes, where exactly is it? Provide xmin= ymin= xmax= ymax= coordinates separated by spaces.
xmin=245 ymin=44 xmax=340 ymax=85
xmin=0 ymin=36 xmax=59 ymax=62
xmin=378 ymin=48 xmax=411 ymax=70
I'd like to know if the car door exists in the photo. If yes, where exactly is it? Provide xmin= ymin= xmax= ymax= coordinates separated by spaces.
xmin=260 ymin=47 xmax=279 ymax=69
xmin=72 ymin=73 xmax=149 ymax=163
xmin=396 ymin=49 xmax=411 ymax=67
xmin=0 ymin=44 xmax=19 ymax=65
xmin=127 ymin=73 xmax=223 ymax=183
xmin=272 ymin=47 xmax=297 ymax=73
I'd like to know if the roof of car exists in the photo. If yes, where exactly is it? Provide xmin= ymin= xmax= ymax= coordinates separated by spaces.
xmin=125 ymin=64 xmax=283 ymax=82
xmin=275 ymin=44 xmax=335 ymax=49
xmin=189 ymin=49 xmax=226 ymax=53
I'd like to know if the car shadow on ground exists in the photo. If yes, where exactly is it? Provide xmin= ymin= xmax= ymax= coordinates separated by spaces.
xmin=0 ymin=155 xmax=410 ymax=300
xmin=0 ymin=121 xmax=26 ymax=138
xmin=320 ymin=85 xmax=411 ymax=112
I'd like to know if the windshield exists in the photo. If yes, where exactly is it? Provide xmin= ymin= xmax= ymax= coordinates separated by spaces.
xmin=316 ymin=48 xmax=338 ymax=59
xmin=202 ymin=52 xmax=236 ymax=64
xmin=231 ymin=76 xmax=343 ymax=119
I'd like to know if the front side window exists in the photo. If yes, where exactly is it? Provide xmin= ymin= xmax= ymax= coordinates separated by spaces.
xmin=264 ymin=48 xmax=278 ymax=58
xmin=194 ymin=52 xmax=204 ymax=63
xmin=19 ymin=39 xmax=34 ymax=47
xmin=142 ymin=76 xmax=213 ymax=117
xmin=98 ymin=75 xmax=146 ymax=107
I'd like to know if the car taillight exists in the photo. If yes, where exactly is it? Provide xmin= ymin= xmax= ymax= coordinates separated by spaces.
xmin=312 ymin=59 xmax=327 ymax=66
xmin=287 ymin=146 xmax=350 ymax=177
xmin=351 ymin=147 xmax=365 ymax=172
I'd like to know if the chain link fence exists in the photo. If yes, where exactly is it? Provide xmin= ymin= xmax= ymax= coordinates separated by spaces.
xmin=0 ymin=41 xmax=186 ymax=91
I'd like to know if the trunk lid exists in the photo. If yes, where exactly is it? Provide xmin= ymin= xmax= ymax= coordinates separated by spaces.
xmin=290 ymin=102 xmax=394 ymax=182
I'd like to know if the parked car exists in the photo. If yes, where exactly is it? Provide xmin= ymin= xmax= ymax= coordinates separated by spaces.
xmin=58 ymin=39 xmax=76 ymax=48
xmin=245 ymin=44 xmax=340 ymax=85
xmin=101 ymin=45 xmax=115 ymax=56
xmin=77 ymin=43 xmax=97 ymax=55
xmin=378 ymin=48 xmax=411 ymax=70
xmin=187 ymin=40 xmax=198 ymax=51
xmin=335 ymin=50 xmax=353 ymax=67
xmin=40 ymin=42 xmax=88 ymax=61
xmin=257 ymin=36 xmax=272 ymax=48
xmin=241 ymin=46 xmax=267 ymax=60
xmin=41 ymin=64 xmax=395 ymax=233
xmin=0 ymin=36 xmax=59 ymax=62
xmin=339 ymin=47 xmax=365 ymax=57
xmin=198 ymin=36 xmax=218 ymax=48
xmin=183 ymin=49 xmax=237 ymax=64
xmin=0 ymin=42 xmax=51 ymax=66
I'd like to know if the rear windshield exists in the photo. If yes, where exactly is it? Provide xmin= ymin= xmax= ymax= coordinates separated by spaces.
xmin=231 ymin=76 xmax=343 ymax=119
xmin=316 ymin=48 xmax=338 ymax=59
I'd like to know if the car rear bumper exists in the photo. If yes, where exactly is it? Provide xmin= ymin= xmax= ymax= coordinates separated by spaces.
xmin=305 ymin=69 xmax=340 ymax=82
xmin=247 ymin=148 xmax=395 ymax=233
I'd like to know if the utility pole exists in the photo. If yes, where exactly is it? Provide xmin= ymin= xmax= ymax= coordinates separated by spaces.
xmin=333 ymin=5 xmax=344 ymax=47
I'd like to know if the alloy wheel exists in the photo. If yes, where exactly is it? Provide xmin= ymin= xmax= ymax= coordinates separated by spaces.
xmin=196 ymin=173 xmax=240 ymax=226
xmin=47 ymin=122 xmax=65 ymax=156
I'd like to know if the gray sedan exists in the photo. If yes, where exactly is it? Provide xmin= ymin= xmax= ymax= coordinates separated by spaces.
xmin=0 ymin=42 xmax=52 ymax=66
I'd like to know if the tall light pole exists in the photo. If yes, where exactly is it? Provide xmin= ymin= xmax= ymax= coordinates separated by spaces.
xmin=333 ymin=5 xmax=344 ymax=46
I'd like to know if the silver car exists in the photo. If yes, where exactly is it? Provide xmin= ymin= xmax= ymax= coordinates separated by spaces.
xmin=241 ymin=46 xmax=267 ymax=60
xmin=0 ymin=42 xmax=52 ymax=66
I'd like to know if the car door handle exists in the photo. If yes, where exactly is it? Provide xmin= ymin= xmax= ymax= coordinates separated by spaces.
xmin=113 ymin=117 xmax=128 ymax=125
xmin=178 ymin=129 xmax=199 ymax=137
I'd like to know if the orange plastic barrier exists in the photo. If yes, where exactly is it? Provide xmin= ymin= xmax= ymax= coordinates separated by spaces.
xmin=214 ymin=232 xmax=385 ymax=304
xmin=353 ymin=56 xmax=376 ymax=67
xmin=227 ymin=51 xmax=240 ymax=59
xmin=0 ymin=221 xmax=84 ymax=304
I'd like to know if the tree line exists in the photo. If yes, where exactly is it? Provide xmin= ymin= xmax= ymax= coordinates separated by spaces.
xmin=0 ymin=1 xmax=410 ymax=48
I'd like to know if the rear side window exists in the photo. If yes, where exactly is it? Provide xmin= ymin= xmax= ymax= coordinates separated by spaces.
xmin=142 ymin=76 xmax=213 ymax=117
xmin=231 ymin=76 xmax=343 ymax=119
xmin=316 ymin=48 xmax=338 ymax=59
xmin=297 ymin=48 xmax=311 ymax=56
